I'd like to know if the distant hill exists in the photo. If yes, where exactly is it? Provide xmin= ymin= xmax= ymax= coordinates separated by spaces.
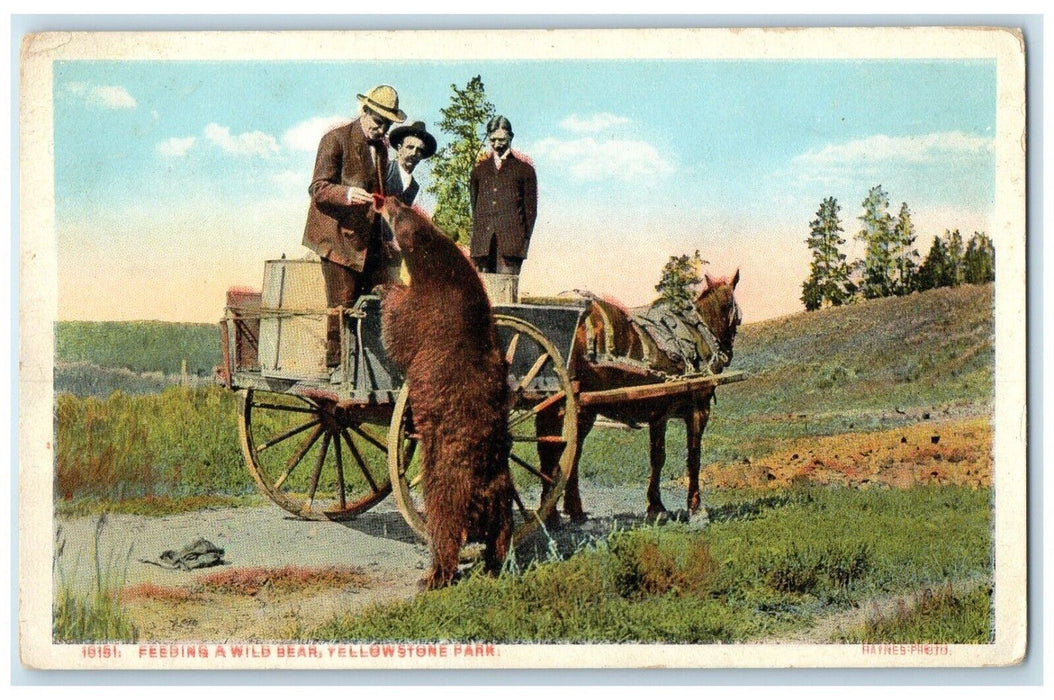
xmin=56 ymin=321 xmax=221 ymax=376
xmin=721 ymin=283 xmax=994 ymax=420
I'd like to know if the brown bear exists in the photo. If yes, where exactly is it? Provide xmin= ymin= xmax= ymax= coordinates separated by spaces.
xmin=375 ymin=195 xmax=513 ymax=590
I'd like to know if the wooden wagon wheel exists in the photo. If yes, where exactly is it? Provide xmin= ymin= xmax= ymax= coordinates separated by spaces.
xmin=387 ymin=315 xmax=579 ymax=544
xmin=239 ymin=389 xmax=392 ymax=520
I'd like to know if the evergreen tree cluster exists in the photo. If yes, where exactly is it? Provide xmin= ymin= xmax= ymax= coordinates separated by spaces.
xmin=801 ymin=185 xmax=995 ymax=311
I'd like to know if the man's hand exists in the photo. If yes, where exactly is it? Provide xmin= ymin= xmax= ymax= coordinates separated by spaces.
xmin=346 ymin=186 xmax=374 ymax=205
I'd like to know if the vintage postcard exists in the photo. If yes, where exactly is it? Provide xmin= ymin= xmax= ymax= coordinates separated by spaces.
xmin=19 ymin=26 xmax=1027 ymax=670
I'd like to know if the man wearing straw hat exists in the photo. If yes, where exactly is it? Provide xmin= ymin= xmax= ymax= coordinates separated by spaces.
xmin=302 ymin=84 xmax=406 ymax=371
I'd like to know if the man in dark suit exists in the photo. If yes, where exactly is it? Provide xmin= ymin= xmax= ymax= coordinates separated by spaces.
xmin=302 ymin=84 xmax=406 ymax=369
xmin=469 ymin=115 xmax=538 ymax=275
xmin=384 ymin=120 xmax=437 ymax=206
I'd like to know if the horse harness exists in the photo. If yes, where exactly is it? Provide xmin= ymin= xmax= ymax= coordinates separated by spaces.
xmin=568 ymin=291 xmax=729 ymax=376
xmin=629 ymin=302 xmax=728 ymax=375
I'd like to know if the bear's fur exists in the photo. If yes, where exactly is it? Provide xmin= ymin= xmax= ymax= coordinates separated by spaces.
xmin=376 ymin=197 xmax=513 ymax=589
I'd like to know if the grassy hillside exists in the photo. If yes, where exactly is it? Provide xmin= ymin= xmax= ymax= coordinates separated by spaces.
xmin=575 ymin=283 xmax=993 ymax=484
xmin=56 ymin=321 xmax=221 ymax=376
xmin=726 ymin=282 xmax=993 ymax=417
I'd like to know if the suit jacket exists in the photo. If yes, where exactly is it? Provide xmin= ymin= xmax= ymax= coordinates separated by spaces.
xmin=302 ymin=120 xmax=390 ymax=271
xmin=469 ymin=150 xmax=537 ymax=259
xmin=384 ymin=161 xmax=420 ymax=205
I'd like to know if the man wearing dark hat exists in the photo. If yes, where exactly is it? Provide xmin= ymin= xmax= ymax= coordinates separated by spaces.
xmin=384 ymin=121 xmax=437 ymax=206
xmin=302 ymin=84 xmax=406 ymax=372
xmin=469 ymin=115 xmax=537 ymax=276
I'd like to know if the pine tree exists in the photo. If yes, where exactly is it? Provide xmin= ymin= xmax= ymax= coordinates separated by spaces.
xmin=916 ymin=235 xmax=948 ymax=292
xmin=963 ymin=231 xmax=996 ymax=284
xmin=656 ymin=250 xmax=708 ymax=309
xmin=426 ymin=76 xmax=496 ymax=244
xmin=801 ymin=196 xmax=853 ymax=311
xmin=917 ymin=229 xmax=973 ymax=291
xmin=943 ymin=229 xmax=965 ymax=287
xmin=856 ymin=185 xmax=897 ymax=299
xmin=891 ymin=202 xmax=920 ymax=294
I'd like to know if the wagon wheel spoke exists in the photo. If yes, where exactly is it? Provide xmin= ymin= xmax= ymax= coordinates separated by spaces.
xmin=509 ymin=485 xmax=533 ymax=524
xmin=273 ymin=424 xmax=323 ymax=490
xmin=342 ymin=429 xmax=382 ymax=494
xmin=509 ymin=390 xmax=568 ymax=431
xmin=504 ymin=332 xmax=521 ymax=365
xmin=305 ymin=432 xmax=331 ymax=511
xmin=294 ymin=395 xmax=322 ymax=410
xmin=348 ymin=424 xmax=387 ymax=453
xmin=333 ymin=432 xmax=347 ymax=511
xmin=517 ymin=352 xmax=551 ymax=392
xmin=506 ymin=352 xmax=551 ymax=412
xmin=252 ymin=400 xmax=318 ymax=414
xmin=255 ymin=417 xmax=320 ymax=454
xmin=509 ymin=452 xmax=555 ymax=485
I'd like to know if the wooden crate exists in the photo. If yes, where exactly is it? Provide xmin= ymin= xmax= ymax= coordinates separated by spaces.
xmin=258 ymin=259 xmax=329 ymax=380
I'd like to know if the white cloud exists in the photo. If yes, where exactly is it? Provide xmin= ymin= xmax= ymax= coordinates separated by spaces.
xmin=282 ymin=116 xmax=349 ymax=152
xmin=204 ymin=123 xmax=280 ymax=157
xmin=531 ymin=136 xmax=675 ymax=181
xmin=560 ymin=112 xmax=631 ymax=133
xmin=795 ymin=131 xmax=993 ymax=168
xmin=270 ymin=170 xmax=306 ymax=189
xmin=63 ymin=81 xmax=136 ymax=109
xmin=91 ymin=85 xmax=137 ymax=109
xmin=156 ymin=136 xmax=197 ymax=158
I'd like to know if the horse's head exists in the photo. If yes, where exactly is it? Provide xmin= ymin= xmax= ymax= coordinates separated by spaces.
xmin=694 ymin=269 xmax=742 ymax=372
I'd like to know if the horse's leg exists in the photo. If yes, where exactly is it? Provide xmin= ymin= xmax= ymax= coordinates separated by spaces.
xmin=686 ymin=397 xmax=711 ymax=514
xmin=562 ymin=411 xmax=595 ymax=523
xmin=646 ymin=419 xmax=668 ymax=517
xmin=536 ymin=405 xmax=570 ymax=529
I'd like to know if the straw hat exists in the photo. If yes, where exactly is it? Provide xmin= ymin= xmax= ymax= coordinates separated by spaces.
xmin=356 ymin=85 xmax=407 ymax=123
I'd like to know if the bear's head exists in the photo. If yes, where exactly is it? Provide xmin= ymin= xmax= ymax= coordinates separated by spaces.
xmin=374 ymin=195 xmax=472 ymax=281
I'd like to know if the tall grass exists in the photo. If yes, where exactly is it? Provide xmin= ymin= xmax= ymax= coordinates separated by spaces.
xmin=53 ymin=516 xmax=138 ymax=643
xmin=55 ymin=386 xmax=249 ymax=507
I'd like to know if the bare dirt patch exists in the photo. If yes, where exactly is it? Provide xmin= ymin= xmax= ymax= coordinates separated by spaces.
xmin=697 ymin=417 xmax=991 ymax=490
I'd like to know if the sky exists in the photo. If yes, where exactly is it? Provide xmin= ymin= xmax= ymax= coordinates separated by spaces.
xmin=51 ymin=56 xmax=997 ymax=324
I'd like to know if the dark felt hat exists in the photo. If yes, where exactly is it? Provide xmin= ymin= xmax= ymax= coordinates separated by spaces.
xmin=388 ymin=121 xmax=438 ymax=159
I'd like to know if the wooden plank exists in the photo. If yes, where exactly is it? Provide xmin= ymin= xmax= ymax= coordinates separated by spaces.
xmin=578 ymin=371 xmax=747 ymax=407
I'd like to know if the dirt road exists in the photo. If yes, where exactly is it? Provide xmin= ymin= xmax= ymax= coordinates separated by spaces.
xmin=54 ymin=485 xmax=694 ymax=641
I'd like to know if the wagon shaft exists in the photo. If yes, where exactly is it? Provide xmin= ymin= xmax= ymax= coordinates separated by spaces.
xmin=578 ymin=370 xmax=747 ymax=407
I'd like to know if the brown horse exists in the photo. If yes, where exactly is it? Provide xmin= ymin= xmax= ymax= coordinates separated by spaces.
xmin=537 ymin=270 xmax=741 ymax=525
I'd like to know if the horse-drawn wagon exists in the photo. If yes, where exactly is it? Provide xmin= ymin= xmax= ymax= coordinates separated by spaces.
xmin=217 ymin=259 xmax=745 ymax=545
